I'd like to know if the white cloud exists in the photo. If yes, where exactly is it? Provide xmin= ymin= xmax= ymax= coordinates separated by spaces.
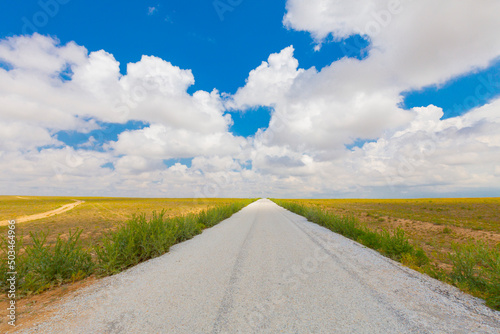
xmin=148 ymin=6 xmax=158 ymax=15
xmin=72 ymin=50 xmax=122 ymax=100
xmin=0 ymin=34 xmax=87 ymax=75
xmin=244 ymin=51 xmax=413 ymax=154
xmin=284 ymin=0 xmax=500 ymax=89
xmin=0 ymin=121 xmax=59 ymax=152
xmin=0 ymin=34 xmax=249 ymax=197
xmin=1 ymin=0 xmax=500 ymax=198
xmin=350 ymin=99 xmax=500 ymax=192
xmin=111 ymin=123 xmax=246 ymax=160
xmin=229 ymin=46 xmax=304 ymax=109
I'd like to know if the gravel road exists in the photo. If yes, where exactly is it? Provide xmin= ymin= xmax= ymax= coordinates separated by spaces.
xmin=17 ymin=199 xmax=500 ymax=333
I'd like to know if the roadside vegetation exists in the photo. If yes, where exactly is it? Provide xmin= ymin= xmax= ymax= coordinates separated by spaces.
xmin=273 ymin=199 xmax=500 ymax=310
xmin=0 ymin=199 xmax=254 ymax=297
xmin=0 ymin=196 xmax=242 ymax=248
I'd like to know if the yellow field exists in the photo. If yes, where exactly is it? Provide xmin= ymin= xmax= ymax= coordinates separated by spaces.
xmin=0 ymin=196 xmax=251 ymax=331
xmin=0 ymin=196 xmax=243 ymax=247
xmin=299 ymin=198 xmax=500 ymax=231
xmin=0 ymin=196 xmax=76 ymax=221
xmin=285 ymin=198 xmax=500 ymax=271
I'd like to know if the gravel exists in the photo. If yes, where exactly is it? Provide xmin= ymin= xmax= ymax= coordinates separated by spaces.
xmin=16 ymin=199 xmax=500 ymax=333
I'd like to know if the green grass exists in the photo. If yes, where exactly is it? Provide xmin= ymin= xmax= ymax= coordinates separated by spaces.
xmin=273 ymin=199 xmax=500 ymax=311
xmin=10 ymin=230 xmax=93 ymax=295
xmin=273 ymin=199 xmax=427 ymax=263
xmin=449 ymin=242 xmax=500 ymax=309
xmin=0 ymin=199 xmax=255 ymax=296
xmin=0 ymin=197 xmax=244 ymax=249
xmin=300 ymin=198 xmax=500 ymax=232
xmin=95 ymin=201 xmax=252 ymax=275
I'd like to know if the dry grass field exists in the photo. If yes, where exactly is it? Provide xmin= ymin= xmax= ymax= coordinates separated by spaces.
xmin=306 ymin=198 xmax=500 ymax=232
xmin=0 ymin=196 xmax=76 ymax=221
xmin=282 ymin=198 xmax=500 ymax=287
xmin=0 ymin=197 xmax=252 ymax=330
xmin=0 ymin=196 xmax=240 ymax=247
xmin=274 ymin=198 xmax=500 ymax=310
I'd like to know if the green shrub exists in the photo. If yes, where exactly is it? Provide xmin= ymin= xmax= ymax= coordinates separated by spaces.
xmin=95 ymin=211 xmax=177 ymax=275
xmin=1 ymin=199 xmax=254 ymax=295
xmin=414 ymin=248 xmax=431 ymax=266
xmin=442 ymin=227 xmax=452 ymax=234
xmin=401 ymin=248 xmax=430 ymax=268
xmin=95 ymin=200 xmax=254 ymax=275
xmin=1 ymin=229 xmax=94 ymax=295
xmin=449 ymin=242 xmax=500 ymax=309
xmin=449 ymin=243 xmax=485 ymax=290
xmin=357 ymin=229 xmax=382 ymax=249
xmin=274 ymin=200 xmax=421 ymax=263
xmin=171 ymin=214 xmax=203 ymax=243
xmin=379 ymin=228 xmax=414 ymax=261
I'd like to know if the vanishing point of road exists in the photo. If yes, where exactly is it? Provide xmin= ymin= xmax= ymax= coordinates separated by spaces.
xmin=17 ymin=199 xmax=500 ymax=333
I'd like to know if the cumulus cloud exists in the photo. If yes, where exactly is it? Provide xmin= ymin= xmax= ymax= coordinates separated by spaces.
xmin=242 ymin=0 xmax=500 ymax=195
xmin=349 ymin=99 xmax=500 ymax=193
xmin=1 ymin=0 xmax=500 ymax=198
xmin=0 ymin=34 xmax=247 ymax=197
xmin=284 ymin=0 xmax=500 ymax=88
xmin=0 ymin=121 xmax=60 ymax=152
xmin=0 ymin=33 xmax=87 ymax=75
xmin=229 ymin=46 xmax=304 ymax=109
xmin=0 ymin=34 xmax=233 ymax=130
xmin=111 ymin=123 xmax=246 ymax=160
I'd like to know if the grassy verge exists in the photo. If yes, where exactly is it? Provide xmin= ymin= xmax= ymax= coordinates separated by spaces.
xmin=0 ymin=197 xmax=243 ymax=249
xmin=273 ymin=200 xmax=430 ymax=264
xmin=0 ymin=199 xmax=254 ymax=297
xmin=273 ymin=199 xmax=500 ymax=310
xmin=296 ymin=198 xmax=500 ymax=232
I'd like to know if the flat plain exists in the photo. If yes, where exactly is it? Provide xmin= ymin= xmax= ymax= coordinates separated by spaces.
xmin=10 ymin=200 xmax=500 ymax=333
xmin=0 ymin=196 xmax=249 ymax=330
xmin=281 ymin=198 xmax=500 ymax=294
xmin=0 ymin=196 xmax=240 ymax=247
xmin=1 ymin=196 xmax=499 ymax=332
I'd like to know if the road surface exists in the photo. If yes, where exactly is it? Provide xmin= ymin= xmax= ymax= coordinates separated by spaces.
xmin=0 ymin=200 xmax=84 ymax=226
xmin=16 ymin=199 xmax=500 ymax=333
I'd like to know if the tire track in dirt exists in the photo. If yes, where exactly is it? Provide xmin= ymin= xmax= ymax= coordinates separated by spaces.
xmin=0 ymin=200 xmax=84 ymax=226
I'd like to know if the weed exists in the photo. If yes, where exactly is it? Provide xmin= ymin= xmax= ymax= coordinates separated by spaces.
xmin=274 ymin=199 xmax=500 ymax=311
xmin=449 ymin=242 xmax=500 ymax=309
xmin=0 ymin=229 xmax=93 ymax=295
xmin=442 ymin=227 xmax=452 ymax=234
xmin=379 ymin=228 xmax=414 ymax=261
xmin=401 ymin=250 xmax=430 ymax=269
xmin=1 ymin=199 xmax=255 ymax=296
xmin=95 ymin=211 xmax=176 ymax=275
xmin=273 ymin=200 xmax=424 ymax=265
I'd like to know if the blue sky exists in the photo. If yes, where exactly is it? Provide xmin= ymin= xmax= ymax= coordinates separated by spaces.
xmin=1 ymin=0 xmax=500 ymax=198
xmin=1 ymin=0 xmax=371 ymax=140
xmin=403 ymin=59 xmax=500 ymax=119
xmin=1 ymin=1 xmax=352 ymax=90
xmin=2 ymin=1 xmax=498 ymax=137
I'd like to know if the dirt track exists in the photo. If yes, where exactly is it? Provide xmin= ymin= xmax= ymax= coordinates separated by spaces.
xmin=0 ymin=200 xmax=84 ymax=226
xmin=13 ymin=199 xmax=500 ymax=333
